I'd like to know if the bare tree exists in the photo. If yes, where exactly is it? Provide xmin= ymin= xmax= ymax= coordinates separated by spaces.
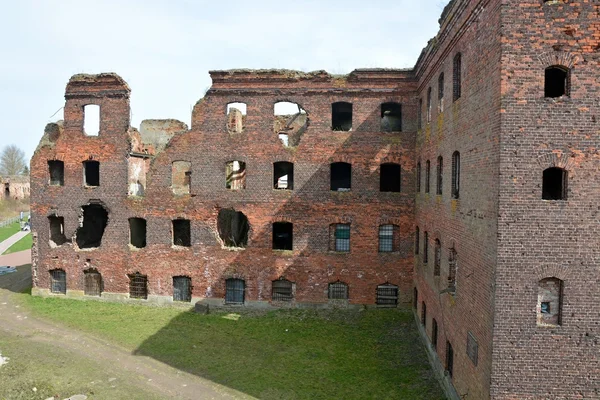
xmin=0 ymin=145 xmax=28 ymax=176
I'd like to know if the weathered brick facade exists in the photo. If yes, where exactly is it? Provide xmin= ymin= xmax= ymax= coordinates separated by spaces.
xmin=30 ymin=0 xmax=599 ymax=398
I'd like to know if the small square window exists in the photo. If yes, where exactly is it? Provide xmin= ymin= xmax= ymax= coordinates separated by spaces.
xmin=541 ymin=302 xmax=551 ymax=314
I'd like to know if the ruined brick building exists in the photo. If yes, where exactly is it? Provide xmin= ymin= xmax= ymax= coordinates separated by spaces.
xmin=29 ymin=0 xmax=599 ymax=398
xmin=1 ymin=176 xmax=30 ymax=201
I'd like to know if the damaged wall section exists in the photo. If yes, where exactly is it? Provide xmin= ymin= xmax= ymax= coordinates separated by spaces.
xmin=76 ymin=202 xmax=108 ymax=249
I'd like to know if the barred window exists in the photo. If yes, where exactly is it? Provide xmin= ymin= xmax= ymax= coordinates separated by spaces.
xmin=434 ymin=239 xmax=441 ymax=276
xmin=84 ymin=269 xmax=102 ymax=296
xmin=376 ymin=283 xmax=398 ymax=307
xmin=378 ymin=224 xmax=399 ymax=252
xmin=451 ymin=151 xmax=460 ymax=199
xmin=173 ymin=276 xmax=192 ymax=302
xmin=423 ymin=231 xmax=429 ymax=263
xmin=425 ymin=160 xmax=430 ymax=193
xmin=225 ymin=278 xmax=245 ymax=304
xmin=272 ymin=279 xmax=294 ymax=302
xmin=330 ymin=223 xmax=350 ymax=252
xmin=50 ymin=269 xmax=66 ymax=294
xmin=415 ymin=226 xmax=420 ymax=255
xmin=436 ymin=156 xmax=443 ymax=195
xmin=453 ymin=53 xmax=462 ymax=101
xmin=128 ymin=272 xmax=148 ymax=299
xmin=328 ymin=280 xmax=349 ymax=300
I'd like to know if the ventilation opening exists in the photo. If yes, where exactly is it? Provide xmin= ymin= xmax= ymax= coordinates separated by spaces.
xmin=50 ymin=269 xmax=66 ymax=294
xmin=330 ymin=223 xmax=350 ymax=252
xmin=376 ymin=283 xmax=398 ymax=307
xmin=76 ymin=203 xmax=108 ymax=249
xmin=172 ymin=161 xmax=191 ymax=195
xmin=272 ymin=279 xmax=293 ymax=302
xmin=537 ymin=277 xmax=563 ymax=326
xmin=48 ymin=160 xmax=64 ymax=186
xmin=49 ymin=216 xmax=67 ymax=246
xmin=274 ymin=162 xmax=294 ymax=190
xmin=83 ymin=104 xmax=100 ymax=136
xmin=446 ymin=341 xmax=454 ymax=378
xmin=328 ymin=281 xmax=349 ymax=300
xmin=381 ymin=102 xmax=402 ymax=132
xmin=173 ymin=276 xmax=192 ymax=302
xmin=173 ymin=219 xmax=191 ymax=247
xmin=84 ymin=269 xmax=102 ymax=296
xmin=330 ymin=162 xmax=351 ymax=191
xmin=225 ymin=278 xmax=245 ymax=304
xmin=83 ymin=160 xmax=100 ymax=187
xmin=227 ymin=102 xmax=247 ymax=134
xmin=128 ymin=272 xmax=148 ymax=299
xmin=274 ymin=102 xmax=307 ymax=147
xmin=217 ymin=209 xmax=249 ymax=248
xmin=272 ymin=222 xmax=293 ymax=250
xmin=545 ymin=66 xmax=569 ymax=98
xmin=226 ymin=161 xmax=246 ymax=190
xmin=129 ymin=218 xmax=147 ymax=248
xmin=378 ymin=224 xmax=398 ymax=252
xmin=542 ymin=167 xmax=567 ymax=200
xmin=332 ymin=102 xmax=352 ymax=131
xmin=380 ymin=163 xmax=401 ymax=192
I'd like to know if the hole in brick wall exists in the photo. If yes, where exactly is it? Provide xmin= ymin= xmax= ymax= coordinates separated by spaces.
xmin=84 ymin=269 xmax=102 ymax=296
xmin=172 ymin=161 xmax=191 ymax=195
xmin=225 ymin=278 xmax=245 ymax=304
xmin=217 ymin=209 xmax=249 ymax=248
xmin=128 ymin=272 xmax=148 ymax=299
xmin=330 ymin=162 xmax=351 ymax=191
xmin=274 ymin=162 xmax=294 ymax=190
xmin=272 ymin=278 xmax=294 ymax=302
xmin=50 ymin=269 xmax=66 ymax=294
xmin=48 ymin=160 xmax=64 ymax=186
xmin=173 ymin=276 xmax=192 ymax=302
xmin=76 ymin=203 xmax=108 ymax=249
xmin=226 ymin=102 xmax=246 ymax=134
xmin=537 ymin=277 xmax=563 ymax=326
xmin=381 ymin=102 xmax=402 ymax=132
xmin=272 ymin=222 xmax=293 ymax=250
xmin=83 ymin=160 xmax=100 ymax=187
xmin=129 ymin=217 xmax=147 ymax=248
xmin=172 ymin=219 xmax=191 ymax=247
xmin=274 ymin=102 xmax=307 ymax=147
xmin=545 ymin=66 xmax=569 ymax=98
xmin=332 ymin=102 xmax=352 ymax=131
xmin=328 ymin=280 xmax=349 ymax=300
xmin=83 ymin=104 xmax=100 ymax=136
xmin=4 ymin=184 xmax=9 ymax=199
xmin=226 ymin=161 xmax=246 ymax=190
xmin=380 ymin=163 xmax=401 ymax=192
xmin=542 ymin=167 xmax=567 ymax=200
xmin=48 ymin=216 xmax=67 ymax=246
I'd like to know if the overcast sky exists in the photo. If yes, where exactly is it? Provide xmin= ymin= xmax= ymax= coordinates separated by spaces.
xmin=1 ymin=0 xmax=447 ymax=161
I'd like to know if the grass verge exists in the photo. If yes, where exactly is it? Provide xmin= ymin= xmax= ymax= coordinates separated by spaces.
xmin=0 ymin=222 xmax=20 ymax=243
xmin=2 ymin=233 xmax=32 ymax=255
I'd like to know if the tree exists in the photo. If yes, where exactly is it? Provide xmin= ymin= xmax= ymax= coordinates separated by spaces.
xmin=0 ymin=145 xmax=28 ymax=176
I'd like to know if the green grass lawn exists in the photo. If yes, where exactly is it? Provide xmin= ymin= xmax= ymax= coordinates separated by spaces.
xmin=2 ymin=233 xmax=32 ymax=255
xmin=0 ymin=222 xmax=21 ymax=243
xmin=20 ymin=296 xmax=445 ymax=400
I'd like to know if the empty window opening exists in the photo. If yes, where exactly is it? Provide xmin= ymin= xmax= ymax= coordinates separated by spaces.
xmin=128 ymin=156 xmax=147 ymax=197
xmin=432 ymin=318 xmax=438 ymax=350
xmin=415 ymin=226 xmax=420 ymax=255
xmin=417 ymin=162 xmax=421 ymax=192
xmin=426 ymin=87 xmax=432 ymax=123
xmin=173 ymin=276 xmax=192 ymax=302
xmin=421 ymin=301 xmax=427 ymax=325
xmin=330 ymin=162 xmax=351 ymax=191
xmin=49 ymin=216 xmax=67 ymax=246
xmin=436 ymin=156 xmax=443 ymax=195
xmin=467 ymin=332 xmax=479 ymax=366
xmin=381 ymin=102 xmax=402 ymax=132
xmin=225 ymin=278 xmax=245 ymax=304
xmin=537 ymin=277 xmax=563 ymax=326
xmin=446 ymin=342 xmax=454 ymax=378
xmin=76 ymin=203 xmax=108 ymax=249
xmin=434 ymin=239 xmax=441 ymax=276
xmin=226 ymin=161 xmax=246 ymax=190
xmin=545 ymin=66 xmax=569 ymax=98
xmin=83 ymin=104 xmax=100 ymax=136
xmin=172 ymin=219 xmax=191 ymax=247
xmin=330 ymin=223 xmax=350 ymax=252
xmin=438 ymin=73 xmax=445 ymax=113
xmin=274 ymin=162 xmax=294 ymax=190
xmin=50 ymin=269 xmax=66 ymax=294
xmin=226 ymin=102 xmax=247 ymax=134
xmin=453 ymin=53 xmax=462 ymax=101
xmin=274 ymin=102 xmax=307 ymax=147
xmin=217 ymin=209 xmax=249 ymax=248
xmin=172 ymin=161 xmax=191 ymax=195
xmin=448 ymin=248 xmax=457 ymax=292
xmin=83 ymin=160 xmax=100 ymax=187
xmin=380 ymin=163 xmax=401 ymax=192
xmin=128 ymin=272 xmax=148 ymax=300
xmin=48 ymin=160 xmax=64 ymax=186
xmin=84 ymin=269 xmax=102 ymax=296
xmin=129 ymin=218 xmax=147 ymax=248
xmin=451 ymin=151 xmax=460 ymax=199
xmin=272 ymin=222 xmax=293 ymax=251
xmin=413 ymin=287 xmax=418 ymax=309
xmin=332 ymin=102 xmax=352 ymax=131
xmin=542 ymin=167 xmax=567 ymax=200
xmin=328 ymin=280 xmax=349 ymax=300
xmin=418 ymin=99 xmax=423 ymax=130
xmin=272 ymin=278 xmax=294 ymax=302
xmin=379 ymin=224 xmax=399 ymax=253
xmin=423 ymin=231 xmax=429 ymax=263
xmin=376 ymin=283 xmax=398 ymax=307
xmin=425 ymin=160 xmax=430 ymax=193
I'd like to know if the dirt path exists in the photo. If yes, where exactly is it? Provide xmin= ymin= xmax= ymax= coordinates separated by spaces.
xmin=0 ymin=264 xmax=254 ymax=400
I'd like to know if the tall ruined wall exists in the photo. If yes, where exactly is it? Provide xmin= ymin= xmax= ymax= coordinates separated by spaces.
xmin=1 ymin=176 xmax=30 ymax=200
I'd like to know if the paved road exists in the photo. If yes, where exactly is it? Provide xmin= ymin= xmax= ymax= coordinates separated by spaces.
xmin=0 ymin=230 xmax=29 ymax=256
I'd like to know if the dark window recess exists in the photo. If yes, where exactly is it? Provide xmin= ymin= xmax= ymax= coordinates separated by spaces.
xmin=173 ymin=219 xmax=191 ymax=247
xmin=545 ymin=66 xmax=569 ymax=98
xmin=467 ymin=332 xmax=479 ymax=366
xmin=330 ymin=223 xmax=350 ymax=252
xmin=432 ymin=319 xmax=438 ymax=350
xmin=217 ymin=209 xmax=249 ymax=248
xmin=379 ymin=224 xmax=398 ymax=252
xmin=272 ymin=279 xmax=293 ymax=302
xmin=226 ymin=161 xmax=246 ymax=190
xmin=173 ymin=276 xmax=192 ymax=302
xmin=76 ymin=203 xmax=108 ymax=249
xmin=451 ymin=151 xmax=460 ymax=199
xmin=426 ymin=87 xmax=432 ymax=122
xmin=332 ymin=102 xmax=352 ymax=131
xmin=413 ymin=287 xmax=418 ymax=309
xmin=83 ymin=160 xmax=100 ymax=187
xmin=423 ymin=231 xmax=429 ymax=263
xmin=50 ymin=269 xmax=66 ymax=294
xmin=448 ymin=248 xmax=457 ymax=291
xmin=446 ymin=342 xmax=454 ymax=378
xmin=381 ymin=102 xmax=402 ymax=132
xmin=453 ymin=53 xmax=462 ymax=101
xmin=421 ymin=301 xmax=427 ymax=325
xmin=84 ymin=269 xmax=102 ymax=296
xmin=417 ymin=162 xmax=421 ymax=192
xmin=225 ymin=278 xmax=245 ymax=304
xmin=328 ymin=281 xmax=349 ymax=300
xmin=274 ymin=162 xmax=294 ymax=190
xmin=418 ymin=98 xmax=423 ymax=130
xmin=415 ymin=226 xmax=420 ymax=255
xmin=376 ymin=283 xmax=398 ymax=307
xmin=438 ymin=73 xmax=445 ymax=112
xmin=434 ymin=239 xmax=441 ymax=276
xmin=330 ymin=162 xmax=351 ymax=191
xmin=4 ymin=184 xmax=8 ymax=199
xmin=380 ymin=163 xmax=401 ymax=192
xmin=437 ymin=156 xmax=443 ymax=195
xmin=48 ymin=160 xmax=64 ymax=186
xmin=129 ymin=218 xmax=146 ymax=248
xmin=542 ymin=167 xmax=567 ymax=200
xmin=128 ymin=272 xmax=148 ymax=299
xmin=272 ymin=222 xmax=293 ymax=250
xmin=541 ymin=302 xmax=551 ymax=314
xmin=537 ymin=277 xmax=563 ymax=326
xmin=425 ymin=160 xmax=430 ymax=193
xmin=49 ymin=216 xmax=67 ymax=246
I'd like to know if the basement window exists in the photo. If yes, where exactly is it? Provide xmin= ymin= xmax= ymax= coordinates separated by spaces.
xmin=376 ymin=283 xmax=398 ymax=307
xmin=83 ymin=104 xmax=100 ymax=136
xmin=128 ymin=272 xmax=148 ymax=299
xmin=537 ymin=277 xmax=563 ymax=326
xmin=273 ymin=222 xmax=293 ymax=250
xmin=272 ymin=278 xmax=294 ymax=302
xmin=48 ymin=216 xmax=67 ymax=246
xmin=542 ymin=167 xmax=567 ymax=200
xmin=328 ymin=280 xmax=349 ymax=300
xmin=378 ymin=224 xmax=399 ymax=253
xmin=274 ymin=161 xmax=294 ymax=190
xmin=172 ymin=219 xmax=191 ymax=247
xmin=330 ymin=162 xmax=351 ymax=191
xmin=381 ymin=102 xmax=402 ymax=132
xmin=274 ymin=101 xmax=307 ymax=147
xmin=172 ymin=161 xmax=191 ymax=195
xmin=48 ymin=160 xmax=64 ymax=186
xmin=173 ymin=276 xmax=192 ymax=302
xmin=380 ymin=163 xmax=401 ymax=192
xmin=329 ymin=223 xmax=350 ymax=252
xmin=83 ymin=160 xmax=100 ymax=187
xmin=217 ymin=209 xmax=249 ymax=248
xmin=129 ymin=217 xmax=147 ymax=248
xmin=84 ymin=269 xmax=102 ymax=296
xmin=227 ymin=102 xmax=246 ymax=134
xmin=545 ymin=66 xmax=569 ymax=98
xmin=226 ymin=161 xmax=246 ymax=190
xmin=332 ymin=102 xmax=352 ymax=131
xmin=76 ymin=203 xmax=108 ymax=249
xmin=50 ymin=269 xmax=66 ymax=294
xmin=225 ymin=278 xmax=245 ymax=304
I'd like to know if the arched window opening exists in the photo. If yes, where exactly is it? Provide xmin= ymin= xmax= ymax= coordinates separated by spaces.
xmin=330 ymin=162 xmax=351 ymax=191
xmin=173 ymin=276 xmax=192 ymax=302
xmin=332 ymin=102 xmax=352 ymax=131
xmin=413 ymin=287 xmax=418 ymax=309
xmin=226 ymin=102 xmax=247 ymax=134
xmin=451 ymin=151 xmax=460 ymax=199
xmin=378 ymin=224 xmax=399 ymax=253
xmin=226 ymin=161 xmax=246 ymax=190
xmin=545 ymin=66 xmax=569 ymax=98
xmin=84 ymin=269 xmax=103 ymax=297
xmin=274 ymin=161 xmax=294 ymax=190
xmin=128 ymin=272 xmax=148 ymax=299
xmin=446 ymin=341 xmax=454 ymax=378
xmin=438 ymin=73 xmax=445 ymax=113
xmin=537 ymin=277 xmax=563 ymax=326
xmin=274 ymin=102 xmax=307 ymax=147
xmin=328 ymin=280 xmax=349 ymax=300
xmin=225 ymin=278 xmax=245 ymax=304
xmin=83 ymin=104 xmax=100 ymax=136
xmin=273 ymin=222 xmax=293 ymax=251
xmin=453 ymin=53 xmax=462 ymax=101
xmin=448 ymin=247 xmax=457 ymax=292
xmin=421 ymin=301 xmax=427 ymax=325
xmin=416 ymin=162 xmax=422 ymax=192
xmin=376 ymin=283 xmax=398 ymax=307
xmin=423 ymin=231 xmax=429 ymax=263
xmin=272 ymin=278 xmax=294 ymax=302
xmin=50 ymin=269 xmax=66 ymax=294
xmin=380 ymin=163 xmax=401 ymax=192
xmin=434 ymin=239 xmax=441 ymax=276
xmin=542 ymin=167 xmax=567 ymax=200
xmin=415 ymin=226 xmax=420 ymax=255
xmin=432 ymin=318 xmax=438 ymax=350
xmin=418 ymin=98 xmax=423 ymax=130
xmin=381 ymin=102 xmax=402 ymax=132
xmin=436 ymin=156 xmax=443 ymax=195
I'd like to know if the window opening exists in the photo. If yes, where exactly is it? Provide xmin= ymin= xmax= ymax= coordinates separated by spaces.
xmin=332 ymin=102 xmax=352 ymax=131
xmin=272 ymin=222 xmax=293 ymax=251
xmin=50 ymin=269 xmax=66 ymax=294
xmin=421 ymin=301 xmax=427 ymax=325
xmin=451 ymin=151 xmax=460 ymax=199
xmin=272 ymin=279 xmax=293 ymax=302
xmin=413 ymin=287 xmax=418 ymax=309
xmin=415 ymin=226 xmax=420 ymax=255
xmin=423 ymin=231 xmax=429 ymax=263
xmin=173 ymin=276 xmax=192 ymax=302
xmin=537 ymin=277 xmax=563 ymax=326
xmin=467 ymin=332 xmax=478 ymax=366
xmin=84 ymin=269 xmax=102 ymax=296
xmin=438 ymin=73 xmax=445 ymax=113
xmin=448 ymin=248 xmax=457 ymax=292
xmin=328 ymin=281 xmax=349 ymax=300
xmin=226 ymin=161 xmax=246 ymax=190
xmin=83 ymin=104 xmax=100 ymax=136
xmin=274 ymin=162 xmax=294 ymax=190
xmin=172 ymin=161 xmax=191 ymax=195
xmin=418 ymin=98 xmax=423 ymax=130
xmin=330 ymin=162 xmax=351 ymax=191
xmin=128 ymin=272 xmax=148 ymax=299
xmin=225 ymin=278 xmax=245 ymax=304
xmin=453 ymin=53 xmax=462 ymax=101
xmin=425 ymin=160 xmax=430 ymax=193
xmin=83 ymin=160 xmax=99 ymax=187
xmin=129 ymin=218 xmax=147 ymax=248
xmin=436 ymin=156 xmax=443 ymax=195
xmin=48 ymin=160 xmax=64 ymax=186
xmin=274 ymin=102 xmax=307 ymax=147
xmin=446 ymin=341 xmax=454 ymax=378
xmin=376 ymin=283 xmax=398 ymax=307
xmin=378 ymin=224 xmax=398 ymax=252
xmin=426 ymin=88 xmax=432 ymax=123
xmin=226 ymin=102 xmax=246 ymax=134
xmin=381 ymin=102 xmax=402 ymax=132
xmin=76 ymin=203 xmax=108 ymax=249
xmin=49 ymin=216 xmax=67 ymax=246
xmin=173 ymin=219 xmax=191 ymax=247
xmin=380 ymin=163 xmax=401 ymax=192
xmin=217 ymin=209 xmax=249 ymax=248
xmin=434 ymin=239 xmax=441 ymax=276
xmin=417 ymin=162 xmax=421 ymax=192
xmin=545 ymin=66 xmax=569 ymax=98
xmin=542 ymin=167 xmax=567 ymax=200
xmin=330 ymin=223 xmax=350 ymax=252
xmin=128 ymin=156 xmax=146 ymax=197
xmin=432 ymin=318 xmax=438 ymax=350
xmin=4 ymin=184 xmax=8 ymax=199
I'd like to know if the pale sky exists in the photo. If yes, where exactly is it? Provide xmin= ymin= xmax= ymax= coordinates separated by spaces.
xmin=1 ymin=0 xmax=448 ymax=161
